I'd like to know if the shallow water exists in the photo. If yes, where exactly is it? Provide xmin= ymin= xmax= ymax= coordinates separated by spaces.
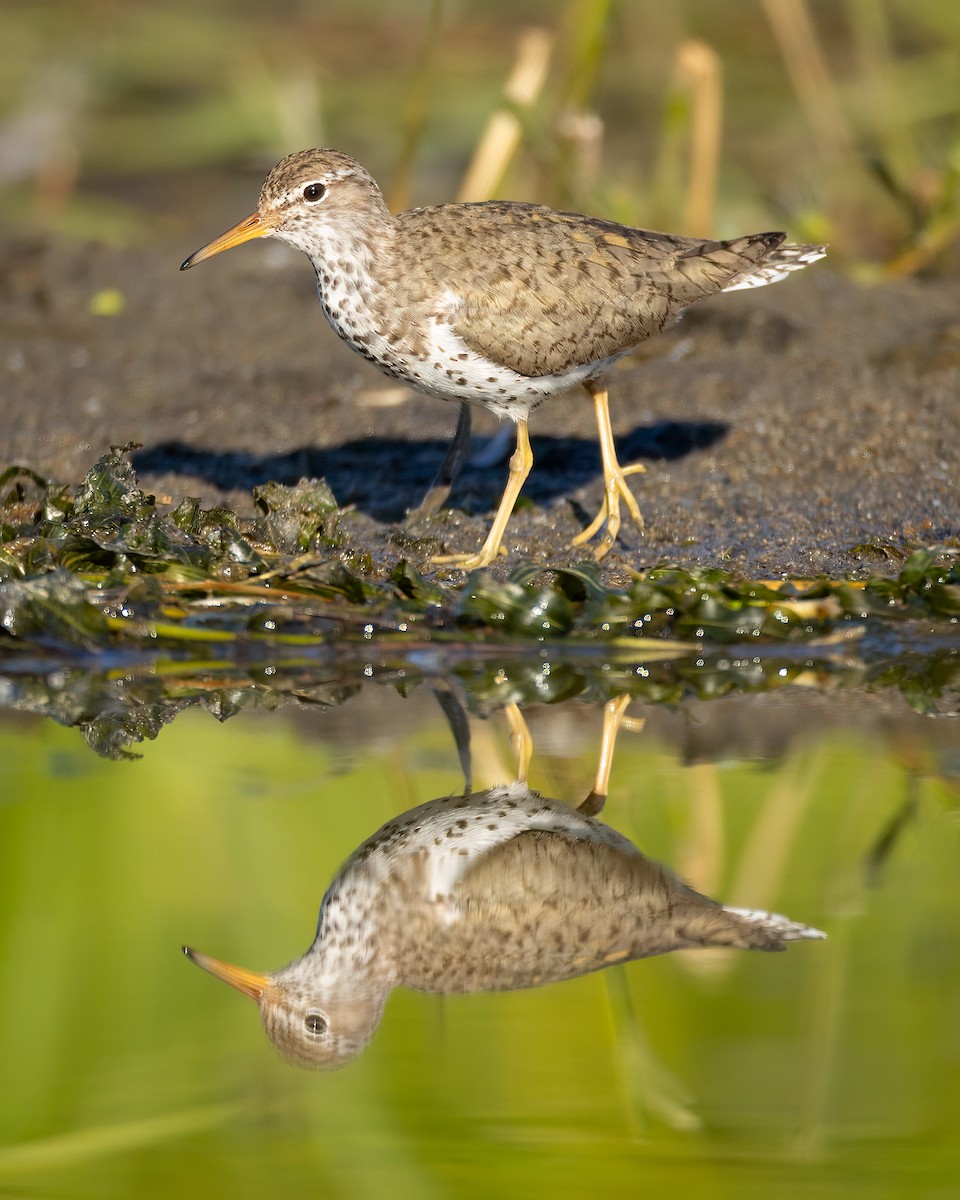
xmin=1 ymin=669 xmax=958 ymax=1199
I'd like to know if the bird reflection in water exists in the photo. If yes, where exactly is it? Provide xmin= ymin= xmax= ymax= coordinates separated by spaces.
xmin=184 ymin=698 xmax=825 ymax=1069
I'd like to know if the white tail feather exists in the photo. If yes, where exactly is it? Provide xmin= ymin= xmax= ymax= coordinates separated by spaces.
xmin=723 ymin=243 xmax=827 ymax=293
xmin=723 ymin=905 xmax=827 ymax=941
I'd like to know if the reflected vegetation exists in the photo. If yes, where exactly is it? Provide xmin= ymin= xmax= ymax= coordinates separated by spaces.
xmin=2 ymin=630 xmax=957 ymax=761
xmin=183 ymin=701 xmax=825 ymax=1068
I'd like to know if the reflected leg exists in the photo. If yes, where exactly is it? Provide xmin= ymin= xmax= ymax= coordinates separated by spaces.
xmin=579 ymin=695 xmax=644 ymax=815
xmin=503 ymin=702 xmax=533 ymax=784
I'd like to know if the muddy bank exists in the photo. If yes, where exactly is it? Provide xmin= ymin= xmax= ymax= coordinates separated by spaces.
xmin=1 ymin=228 xmax=957 ymax=579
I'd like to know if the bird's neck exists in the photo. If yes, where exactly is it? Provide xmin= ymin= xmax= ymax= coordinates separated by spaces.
xmin=310 ymin=867 xmax=395 ymax=977
xmin=285 ymin=205 xmax=400 ymax=284
xmin=301 ymin=218 xmax=404 ymax=346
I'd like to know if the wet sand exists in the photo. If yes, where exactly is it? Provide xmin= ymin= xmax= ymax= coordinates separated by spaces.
xmin=2 ymin=226 xmax=957 ymax=579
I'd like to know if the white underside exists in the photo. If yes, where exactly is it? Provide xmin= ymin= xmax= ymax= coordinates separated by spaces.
xmin=411 ymin=297 xmax=627 ymax=419
xmin=321 ymin=279 xmax=625 ymax=420
xmin=327 ymin=783 xmax=637 ymax=929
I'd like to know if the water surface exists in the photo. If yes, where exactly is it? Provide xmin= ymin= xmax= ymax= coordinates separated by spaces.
xmin=1 ymin=672 xmax=957 ymax=1198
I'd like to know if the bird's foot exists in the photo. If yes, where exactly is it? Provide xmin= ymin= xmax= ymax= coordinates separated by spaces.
xmin=431 ymin=543 xmax=507 ymax=571
xmin=570 ymin=463 xmax=646 ymax=559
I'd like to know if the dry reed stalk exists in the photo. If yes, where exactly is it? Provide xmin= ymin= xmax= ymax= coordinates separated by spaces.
xmin=457 ymin=27 xmax=554 ymax=202
xmin=761 ymin=0 xmax=854 ymax=160
xmin=676 ymin=39 xmax=723 ymax=237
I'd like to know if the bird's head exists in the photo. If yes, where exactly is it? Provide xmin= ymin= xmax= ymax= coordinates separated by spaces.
xmin=182 ymin=945 xmax=386 ymax=1070
xmin=180 ymin=148 xmax=391 ymax=270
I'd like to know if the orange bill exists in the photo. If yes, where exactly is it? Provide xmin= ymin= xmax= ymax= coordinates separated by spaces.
xmin=180 ymin=212 xmax=275 ymax=271
xmin=182 ymin=945 xmax=270 ymax=1001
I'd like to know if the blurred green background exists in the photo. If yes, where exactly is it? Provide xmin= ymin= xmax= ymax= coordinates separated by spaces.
xmin=1 ymin=697 xmax=958 ymax=1198
xmin=2 ymin=0 xmax=959 ymax=273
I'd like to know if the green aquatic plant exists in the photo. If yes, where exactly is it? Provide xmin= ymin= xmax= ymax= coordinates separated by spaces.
xmin=0 ymin=446 xmax=957 ymax=758
xmin=1 ymin=446 xmax=957 ymax=654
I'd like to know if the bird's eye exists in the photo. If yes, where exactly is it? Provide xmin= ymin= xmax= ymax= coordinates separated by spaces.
xmin=303 ymin=183 xmax=327 ymax=202
xmin=304 ymin=1011 xmax=327 ymax=1036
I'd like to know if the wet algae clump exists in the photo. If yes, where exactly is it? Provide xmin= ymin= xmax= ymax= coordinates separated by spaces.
xmin=0 ymin=445 xmax=958 ymax=651
xmin=0 ymin=446 xmax=957 ymax=759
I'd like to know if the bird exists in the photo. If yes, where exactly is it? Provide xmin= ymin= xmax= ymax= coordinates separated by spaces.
xmin=183 ymin=756 xmax=825 ymax=1069
xmin=181 ymin=148 xmax=826 ymax=568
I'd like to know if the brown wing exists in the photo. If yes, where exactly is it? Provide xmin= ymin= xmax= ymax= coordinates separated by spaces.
xmin=398 ymin=829 xmax=786 ymax=995
xmin=398 ymin=202 xmax=785 ymax=377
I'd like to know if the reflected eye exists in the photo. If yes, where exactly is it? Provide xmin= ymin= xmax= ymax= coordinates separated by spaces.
xmin=304 ymin=1011 xmax=328 ymax=1036
xmin=303 ymin=183 xmax=327 ymax=202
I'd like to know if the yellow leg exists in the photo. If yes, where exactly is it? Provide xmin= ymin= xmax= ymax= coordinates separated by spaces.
xmin=578 ymin=695 xmax=645 ymax=816
xmin=432 ymin=418 xmax=533 ymax=569
xmin=570 ymin=379 xmax=645 ymax=559
xmin=503 ymin=703 xmax=533 ymax=785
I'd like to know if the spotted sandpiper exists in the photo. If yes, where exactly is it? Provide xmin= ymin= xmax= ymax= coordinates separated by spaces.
xmin=182 ymin=149 xmax=825 ymax=567
xmin=184 ymin=700 xmax=824 ymax=1069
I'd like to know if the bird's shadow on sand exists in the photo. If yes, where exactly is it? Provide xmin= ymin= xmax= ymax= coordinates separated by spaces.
xmin=132 ymin=420 xmax=727 ymax=523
